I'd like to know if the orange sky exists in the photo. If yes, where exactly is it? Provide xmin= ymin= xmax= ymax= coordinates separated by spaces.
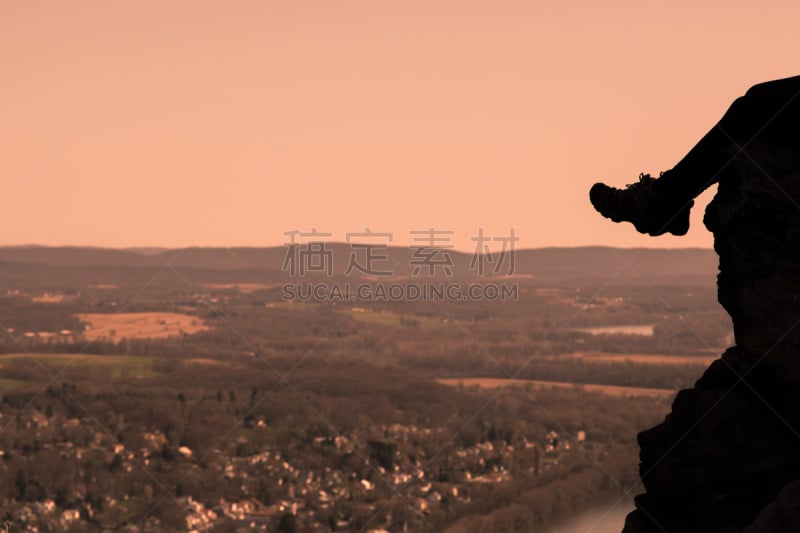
xmin=2 ymin=1 xmax=798 ymax=251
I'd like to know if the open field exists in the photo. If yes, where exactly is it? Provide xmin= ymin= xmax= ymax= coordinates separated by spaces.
xmin=203 ymin=282 xmax=278 ymax=293
xmin=562 ymin=351 xmax=717 ymax=365
xmin=0 ymin=353 xmax=157 ymax=379
xmin=30 ymin=293 xmax=66 ymax=303
xmin=264 ymin=301 xmax=320 ymax=310
xmin=89 ymin=283 xmax=119 ymax=289
xmin=345 ymin=307 xmax=445 ymax=328
xmin=186 ymin=357 xmax=240 ymax=367
xmin=77 ymin=312 xmax=209 ymax=340
xmin=436 ymin=377 xmax=676 ymax=398
xmin=574 ymin=324 xmax=656 ymax=336
xmin=0 ymin=377 xmax=26 ymax=391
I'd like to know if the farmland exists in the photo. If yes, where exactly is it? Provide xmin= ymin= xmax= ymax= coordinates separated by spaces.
xmin=436 ymin=377 xmax=676 ymax=398
xmin=76 ymin=312 xmax=209 ymax=341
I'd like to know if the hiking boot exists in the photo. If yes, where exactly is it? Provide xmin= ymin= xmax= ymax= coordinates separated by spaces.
xmin=589 ymin=173 xmax=694 ymax=236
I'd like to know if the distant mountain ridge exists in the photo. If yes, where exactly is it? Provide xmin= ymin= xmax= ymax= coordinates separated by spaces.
xmin=0 ymin=245 xmax=718 ymax=284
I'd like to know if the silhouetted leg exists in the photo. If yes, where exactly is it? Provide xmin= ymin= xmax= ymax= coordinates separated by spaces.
xmin=589 ymin=75 xmax=800 ymax=236
xmin=654 ymin=75 xmax=800 ymax=200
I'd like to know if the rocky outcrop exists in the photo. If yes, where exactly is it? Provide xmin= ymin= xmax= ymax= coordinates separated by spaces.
xmin=623 ymin=143 xmax=800 ymax=532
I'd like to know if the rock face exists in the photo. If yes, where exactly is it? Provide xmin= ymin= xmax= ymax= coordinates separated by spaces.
xmin=623 ymin=143 xmax=800 ymax=532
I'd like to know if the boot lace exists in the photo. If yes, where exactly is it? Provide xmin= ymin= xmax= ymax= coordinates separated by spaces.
xmin=626 ymin=173 xmax=656 ymax=189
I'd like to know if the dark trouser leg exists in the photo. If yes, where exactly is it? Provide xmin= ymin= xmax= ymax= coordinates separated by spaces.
xmin=653 ymin=75 xmax=800 ymax=200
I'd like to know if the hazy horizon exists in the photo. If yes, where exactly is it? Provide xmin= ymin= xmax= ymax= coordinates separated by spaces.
xmin=0 ymin=242 xmax=717 ymax=252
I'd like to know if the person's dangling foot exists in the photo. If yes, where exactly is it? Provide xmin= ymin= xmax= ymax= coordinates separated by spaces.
xmin=589 ymin=172 xmax=694 ymax=236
